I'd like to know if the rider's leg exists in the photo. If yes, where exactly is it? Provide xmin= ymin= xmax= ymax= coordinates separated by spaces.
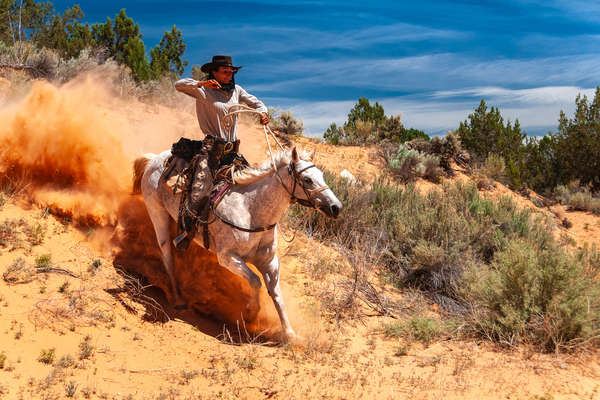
xmin=178 ymin=154 xmax=213 ymax=249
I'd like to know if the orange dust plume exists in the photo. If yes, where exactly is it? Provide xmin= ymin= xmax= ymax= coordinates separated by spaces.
xmin=0 ymin=74 xmax=275 ymax=225
xmin=0 ymin=71 xmax=282 ymax=332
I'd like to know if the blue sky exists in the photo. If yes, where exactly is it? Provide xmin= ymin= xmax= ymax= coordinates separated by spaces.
xmin=53 ymin=0 xmax=600 ymax=136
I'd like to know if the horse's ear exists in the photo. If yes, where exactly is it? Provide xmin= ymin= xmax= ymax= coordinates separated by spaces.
xmin=309 ymin=149 xmax=316 ymax=160
xmin=292 ymin=146 xmax=299 ymax=162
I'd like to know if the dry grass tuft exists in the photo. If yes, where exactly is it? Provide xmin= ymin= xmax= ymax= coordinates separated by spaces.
xmin=3 ymin=257 xmax=35 ymax=284
xmin=38 ymin=348 xmax=55 ymax=364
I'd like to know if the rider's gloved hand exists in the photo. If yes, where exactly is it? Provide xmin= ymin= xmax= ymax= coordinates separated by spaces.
xmin=260 ymin=113 xmax=269 ymax=125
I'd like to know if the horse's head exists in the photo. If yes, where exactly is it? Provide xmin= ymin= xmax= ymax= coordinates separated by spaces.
xmin=288 ymin=147 xmax=342 ymax=219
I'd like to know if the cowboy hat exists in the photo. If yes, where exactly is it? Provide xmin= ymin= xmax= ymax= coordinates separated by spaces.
xmin=200 ymin=55 xmax=242 ymax=73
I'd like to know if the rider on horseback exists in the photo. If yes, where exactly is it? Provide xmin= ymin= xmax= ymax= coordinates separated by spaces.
xmin=172 ymin=55 xmax=269 ymax=248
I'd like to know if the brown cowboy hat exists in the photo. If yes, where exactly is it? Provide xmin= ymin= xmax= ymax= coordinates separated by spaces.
xmin=200 ymin=55 xmax=242 ymax=73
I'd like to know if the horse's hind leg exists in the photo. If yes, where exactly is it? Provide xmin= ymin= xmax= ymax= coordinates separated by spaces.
xmin=258 ymin=255 xmax=296 ymax=341
xmin=146 ymin=205 xmax=186 ymax=308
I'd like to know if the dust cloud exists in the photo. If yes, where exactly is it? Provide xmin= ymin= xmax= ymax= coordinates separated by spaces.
xmin=0 ymin=71 xmax=280 ymax=334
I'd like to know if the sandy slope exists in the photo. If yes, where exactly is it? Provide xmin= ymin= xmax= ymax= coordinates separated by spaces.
xmin=2 ymin=167 xmax=600 ymax=399
xmin=1 ymin=76 xmax=599 ymax=399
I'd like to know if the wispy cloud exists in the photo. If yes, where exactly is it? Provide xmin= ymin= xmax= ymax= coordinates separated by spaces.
xmin=158 ymin=22 xmax=465 ymax=56
xmin=433 ymin=86 xmax=596 ymax=105
xmin=252 ymin=53 xmax=600 ymax=96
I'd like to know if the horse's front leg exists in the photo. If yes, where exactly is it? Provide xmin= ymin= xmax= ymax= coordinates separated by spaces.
xmin=258 ymin=255 xmax=296 ymax=341
xmin=217 ymin=252 xmax=262 ymax=290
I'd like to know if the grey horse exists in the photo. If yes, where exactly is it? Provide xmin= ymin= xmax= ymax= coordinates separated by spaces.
xmin=132 ymin=147 xmax=342 ymax=340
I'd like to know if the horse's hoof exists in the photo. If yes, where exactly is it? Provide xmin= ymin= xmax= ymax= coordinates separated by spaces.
xmin=174 ymin=304 xmax=188 ymax=311
xmin=282 ymin=329 xmax=298 ymax=344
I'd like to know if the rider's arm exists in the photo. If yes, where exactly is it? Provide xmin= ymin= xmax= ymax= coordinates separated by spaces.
xmin=238 ymin=87 xmax=268 ymax=114
xmin=174 ymin=78 xmax=206 ymax=99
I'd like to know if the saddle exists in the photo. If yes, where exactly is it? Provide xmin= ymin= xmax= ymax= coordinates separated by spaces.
xmin=161 ymin=136 xmax=249 ymax=250
xmin=161 ymin=136 xmax=248 ymax=194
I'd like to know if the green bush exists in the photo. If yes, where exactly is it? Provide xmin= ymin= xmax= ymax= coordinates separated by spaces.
xmin=461 ymin=240 xmax=600 ymax=351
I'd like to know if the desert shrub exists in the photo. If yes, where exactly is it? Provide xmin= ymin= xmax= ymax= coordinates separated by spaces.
xmin=269 ymin=110 xmax=304 ymax=135
xmin=26 ymin=221 xmax=47 ymax=245
xmin=55 ymin=47 xmax=108 ymax=83
xmin=421 ymin=154 xmax=443 ymax=183
xmin=298 ymin=172 xmax=552 ymax=308
xmin=461 ymin=240 xmax=600 ymax=351
xmin=0 ymin=353 xmax=6 ymax=369
xmin=387 ymin=144 xmax=425 ymax=181
xmin=3 ymin=258 xmax=35 ymax=284
xmin=0 ymin=41 xmax=59 ymax=79
xmin=79 ymin=337 xmax=94 ymax=359
xmin=291 ymin=170 xmax=600 ymax=350
xmin=38 ymin=348 xmax=55 ymax=364
xmin=568 ymin=191 xmax=600 ymax=214
xmin=65 ymin=381 xmax=78 ymax=397
xmin=552 ymin=185 xmax=600 ymax=214
xmin=381 ymin=317 xmax=445 ymax=346
xmin=35 ymin=254 xmax=51 ymax=269
xmin=427 ymin=132 xmax=465 ymax=172
xmin=0 ymin=219 xmax=20 ymax=247
xmin=57 ymin=354 xmax=76 ymax=368
xmin=481 ymin=153 xmax=506 ymax=181
xmin=384 ymin=143 xmax=444 ymax=182
xmin=554 ymin=185 xmax=571 ymax=204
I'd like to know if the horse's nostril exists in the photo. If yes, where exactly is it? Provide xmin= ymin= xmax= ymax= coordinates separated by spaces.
xmin=331 ymin=204 xmax=339 ymax=217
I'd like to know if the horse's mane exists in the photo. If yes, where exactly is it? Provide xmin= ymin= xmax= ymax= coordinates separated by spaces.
xmin=233 ymin=148 xmax=313 ymax=186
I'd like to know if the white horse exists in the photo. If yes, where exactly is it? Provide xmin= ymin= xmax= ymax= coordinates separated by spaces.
xmin=132 ymin=147 xmax=342 ymax=340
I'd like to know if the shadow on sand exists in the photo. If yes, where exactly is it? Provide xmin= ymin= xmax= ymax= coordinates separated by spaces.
xmin=106 ymin=196 xmax=281 ymax=344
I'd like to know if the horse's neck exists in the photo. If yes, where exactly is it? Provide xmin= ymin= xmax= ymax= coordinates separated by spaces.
xmin=244 ymin=166 xmax=293 ymax=225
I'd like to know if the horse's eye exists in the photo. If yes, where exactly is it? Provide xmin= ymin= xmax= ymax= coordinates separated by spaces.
xmin=303 ymin=177 xmax=313 ymax=185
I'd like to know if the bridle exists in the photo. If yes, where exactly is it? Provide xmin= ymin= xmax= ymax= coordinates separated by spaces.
xmin=208 ymin=105 xmax=331 ymax=241
xmin=283 ymin=161 xmax=330 ymax=209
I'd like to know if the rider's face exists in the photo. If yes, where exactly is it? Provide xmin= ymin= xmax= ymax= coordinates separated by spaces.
xmin=213 ymin=66 xmax=234 ymax=84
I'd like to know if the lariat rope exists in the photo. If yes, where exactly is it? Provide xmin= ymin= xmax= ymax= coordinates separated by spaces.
xmin=221 ymin=104 xmax=319 ymax=242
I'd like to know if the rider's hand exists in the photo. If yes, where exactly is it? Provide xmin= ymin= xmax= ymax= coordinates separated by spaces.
xmin=260 ymin=113 xmax=269 ymax=125
xmin=200 ymin=79 xmax=222 ymax=89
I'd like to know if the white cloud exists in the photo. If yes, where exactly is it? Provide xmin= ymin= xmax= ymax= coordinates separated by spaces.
xmin=283 ymin=85 xmax=596 ymax=137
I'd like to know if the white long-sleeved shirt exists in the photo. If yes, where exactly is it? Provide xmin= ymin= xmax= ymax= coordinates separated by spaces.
xmin=174 ymin=78 xmax=268 ymax=141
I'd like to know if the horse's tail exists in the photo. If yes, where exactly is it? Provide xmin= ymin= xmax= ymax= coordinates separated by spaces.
xmin=132 ymin=154 xmax=155 ymax=195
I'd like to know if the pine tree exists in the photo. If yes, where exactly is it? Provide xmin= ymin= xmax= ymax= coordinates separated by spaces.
xmin=457 ymin=99 xmax=527 ymax=189
xmin=113 ymin=8 xmax=140 ymax=65
xmin=552 ymin=87 xmax=600 ymax=189
xmin=345 ymin=97 xmax=385 ymax=131
xmin=123 ymin=35 xmax=151 ymax=81
xmin=65 ymin=20 xmax=93 ymax=58
xmin=91 ymin=17 xmax=115 ymax=56
xmin=1 ymin=0 xmax=54 ymax=44
xmin=150 ymin=25 xmax=187 ymax=79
